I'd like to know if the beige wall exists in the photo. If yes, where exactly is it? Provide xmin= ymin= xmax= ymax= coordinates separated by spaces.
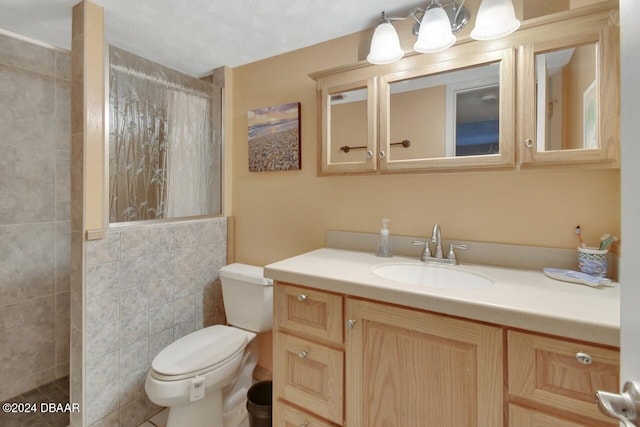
xmin=230 ymin=0 xmax=619 ymax=373
xmin=230 ymin=31 xmax=620 ymax=269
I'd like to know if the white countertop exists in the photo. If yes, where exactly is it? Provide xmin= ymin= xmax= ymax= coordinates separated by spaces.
xmin=264 ymin=248 xmax=620 ymax=347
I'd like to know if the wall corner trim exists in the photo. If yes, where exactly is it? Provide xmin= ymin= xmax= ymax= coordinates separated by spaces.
xmin=85 ymin=228 xmax=105 ymax=241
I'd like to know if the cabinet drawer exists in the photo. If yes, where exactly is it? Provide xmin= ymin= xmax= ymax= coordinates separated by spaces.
xmin=508 ymin=330 xmax=619 ymax=425
xmin=510 ymin=404 xmax=602 ymax=427
xmin=274 ymin=332 xmax=344 ymax=424
xmin=274 ymin=401 xmax=340 ymax=427
xmin=275 ymin=283 xmax=343 ymax=345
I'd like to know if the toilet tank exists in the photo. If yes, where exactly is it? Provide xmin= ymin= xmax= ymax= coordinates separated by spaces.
xmin=218 ymin=263 xmax=273 ymax=333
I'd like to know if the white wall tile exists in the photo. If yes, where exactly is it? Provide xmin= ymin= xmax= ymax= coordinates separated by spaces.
xmin=87 ymin=262 xmax=119 ymax=298
xmin=87 ymin=380 xmax=120 ymax=425
xmin=87 ymin=232 xmax=121 ymax=266
xmin=121 ymin=229 xmax=149 ymax=260
xmin=87 ymin=351 xmax=119 ymax=394
xmin=120 ymin=311 xmax=149 ymax=347
xmin=174 ymin=224 xmax=196 ymax=248
xmin=81 ymin=217 xmax=227 ymax=426
xmin=87 ymin=320 xmax=119 ymax=361
xmin=149 ymin=227 xmax=174 ymax=254
xmin=119 ymin=284 xmax=149 ymax=318
xmin=119 ymin=367 xmax=147 ymax=406
xmin=148 ymin=303 xmax=173 ymax=336
xmin=87 ymin=291 xmax=119 ymax=330
xmin=148 ymin=329 xmax=173 ymax=363
xmin=120 ymin=339 xmax=148 ymax=379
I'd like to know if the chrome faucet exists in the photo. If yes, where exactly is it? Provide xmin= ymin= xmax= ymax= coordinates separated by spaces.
xmin=412 ymin=224 xmax=468 ymax=265
xmin=431 ymin=224 xmax=444 ymax=259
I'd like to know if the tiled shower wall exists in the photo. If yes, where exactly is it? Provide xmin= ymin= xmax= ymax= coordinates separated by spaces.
xmin=0 ymin=32 xmax=71 ymax=401
xmin=84 ymin=217 xmax=227 ymax=426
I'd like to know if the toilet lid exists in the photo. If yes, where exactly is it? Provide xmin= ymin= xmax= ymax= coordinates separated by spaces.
xmin=151 ymin=325 xmax=248 ymax=377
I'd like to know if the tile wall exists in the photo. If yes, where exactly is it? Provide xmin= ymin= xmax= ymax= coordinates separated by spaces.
xmin=85 ymin=217 xmax=227 ymax=427
xmin=0 ymin=32 xmax=71 ymax=401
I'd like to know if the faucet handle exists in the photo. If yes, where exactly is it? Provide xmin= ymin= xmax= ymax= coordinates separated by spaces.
xmin=447 ymin=244 xmax=468 ymax=263
xmin=412 ymin=240 xmax=432 ymax=260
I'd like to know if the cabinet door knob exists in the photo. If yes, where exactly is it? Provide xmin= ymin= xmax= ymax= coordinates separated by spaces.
xmin=297 ymin=294 xmax=307 ymax=302
xmin=378 ymin=150 xmax=386 ymax=159
xmin=524 ymin=138 xmax=534 ymax=149
xmin=298 ymin=348 xmax=309 ymax=359
xmin=346 ymin=319 xmax=356 ymax=329
xmin=366 ymin=150 xmax=374 ymax=159
xmin=576 ymin=352 xmax=593 ymax=365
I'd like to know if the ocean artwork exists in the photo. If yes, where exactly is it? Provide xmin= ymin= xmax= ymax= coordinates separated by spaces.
xmin=247 ymin=102 xmax=301 ymax=171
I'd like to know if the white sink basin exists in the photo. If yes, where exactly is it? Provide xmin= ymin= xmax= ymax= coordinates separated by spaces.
xmin=373 ymin=263 xmax=493 ymax=290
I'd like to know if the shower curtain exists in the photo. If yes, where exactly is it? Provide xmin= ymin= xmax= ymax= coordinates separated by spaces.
xmin=109 ymin=46 xmax=219 ymax=223
xmin=165 ymin=89 xmax=214 ymax=218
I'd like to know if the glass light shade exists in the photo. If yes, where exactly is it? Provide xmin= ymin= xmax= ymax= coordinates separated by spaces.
xmin=367 ymin=22 xmax=404 ymax=64
xmin=413 ymin=6 xmax=456 ymax=54
xmin=471 ymin=0 xmax=521 ymax=41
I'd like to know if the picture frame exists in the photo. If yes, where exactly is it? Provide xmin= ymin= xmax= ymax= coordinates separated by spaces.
xmin=247 ymin=102 xmax=301 ymax=172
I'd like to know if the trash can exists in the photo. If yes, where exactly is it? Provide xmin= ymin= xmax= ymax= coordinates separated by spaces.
xmin=246 ymin=380 xmax=272 ymax=427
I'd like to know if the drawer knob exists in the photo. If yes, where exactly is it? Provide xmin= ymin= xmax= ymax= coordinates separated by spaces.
xmin=298 ymin=348 xmax=309 ymax=359
xmin=576 ymin=352 xmax=593 ymax=365
xmin=346 ymin=319 xmax=356 ymax=329
xmin=297 ymin=294 xmax=307 ymax=302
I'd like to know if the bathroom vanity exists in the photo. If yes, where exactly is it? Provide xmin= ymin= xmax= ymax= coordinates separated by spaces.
xmin=265 ymin=248 xmax=620 ymax=427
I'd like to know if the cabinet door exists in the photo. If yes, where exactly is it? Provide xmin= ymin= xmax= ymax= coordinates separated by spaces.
xmin=518 ymin=11 xmax=619 ymax=167
xmin=317 ymin=76 xmax=378 ymax=175
xmin=379 ymin=47 xmax=516 ymax=172
xmin=274 ymin=332 xmax=344 ymax=425
xmin=509 ymin=404 xmax=601 ymax=427
xmin=508 ymin=330 xmax=619 ymax=425
xmin=274 ymin=401 xmax=340 ymax=427
xmin=275 ymin=283 xmax=343 ymax=345
xmin=345 ymin=298 xmax=504 ymax=427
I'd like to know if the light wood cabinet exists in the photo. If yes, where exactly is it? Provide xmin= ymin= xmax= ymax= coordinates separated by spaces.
xmin=517 ymin=6 xmax=619 ymax=168
xmin=272 ymin=282 xmax=620 ymax=427
xmin=273 ymin=332 xmax=343 ymax=424
xmin=274 ymin=283 xmax=343 ymax=345
xmin=274 ymin=402 xmax=339 ymax=427
xmin=344 ymin=298 xmax=504 ymax=427
xmin=311 ymin=2 xmax=619 ymax=175
xmin=508 ymin=330 xmax=619 ymax=426
xmin=510 ymin=404 xmax=600 ymax=427
xmin=273 ymin=283 xmax=345 ymax=425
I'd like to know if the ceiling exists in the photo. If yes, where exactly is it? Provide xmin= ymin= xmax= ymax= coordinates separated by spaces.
xmin=0 ymin=0 xmax=424 ymax=76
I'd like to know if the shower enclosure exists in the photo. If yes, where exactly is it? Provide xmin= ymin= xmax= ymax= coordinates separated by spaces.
xmin=108 ymin=46 xmax=223 ymax=223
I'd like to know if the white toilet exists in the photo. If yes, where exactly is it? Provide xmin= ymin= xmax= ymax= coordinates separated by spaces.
xmin=145 ymin=263 xmax=273 ymax=427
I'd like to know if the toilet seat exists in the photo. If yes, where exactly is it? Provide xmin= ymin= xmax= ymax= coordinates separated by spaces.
xmin=151 ymin=325 xmax=249 ymax=381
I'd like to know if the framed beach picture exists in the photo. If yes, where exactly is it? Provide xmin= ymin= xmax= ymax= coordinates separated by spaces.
xmin=583 ymin=80 xmax=598 ymax=149
xmin=247 ymin=102 xmax=301 ymax=172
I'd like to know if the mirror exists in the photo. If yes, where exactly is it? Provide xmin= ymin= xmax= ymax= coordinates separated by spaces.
xmin=385 ymin=63 xmax=501 ymax=162
xmin=378 ymin=49 xmax=517 ymax=172
xmin=534 ymin=42 xmax=598 ymax=151
xmin=329 ymin=86 xmax=369 ymax=163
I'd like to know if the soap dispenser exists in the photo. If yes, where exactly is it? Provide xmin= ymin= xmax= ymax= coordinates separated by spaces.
xmin=376 ymin=219 xmax=393 ymax=258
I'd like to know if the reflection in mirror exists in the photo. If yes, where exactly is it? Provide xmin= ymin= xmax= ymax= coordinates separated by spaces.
xmin=108 ymin=46 xmax=222 ymax=223
xmin=387 ymin=62 xmax=500 ymax=161
xmin=535 ymin=43 xmax=598 ymax=151
xmin=330 ymin=87 xmax=368 ymax=162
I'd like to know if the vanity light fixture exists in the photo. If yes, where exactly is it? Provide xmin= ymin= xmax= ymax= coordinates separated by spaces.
xmin=367 ymin=0 xmax=520 ymax=65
